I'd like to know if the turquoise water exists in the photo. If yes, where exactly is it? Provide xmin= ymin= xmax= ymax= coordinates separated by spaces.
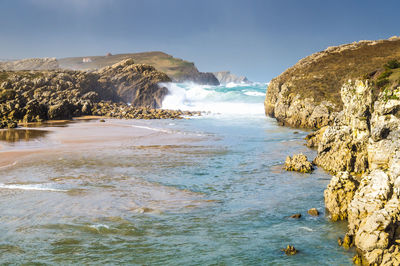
xmin=0 ymin=83 xmax=353 ymax=264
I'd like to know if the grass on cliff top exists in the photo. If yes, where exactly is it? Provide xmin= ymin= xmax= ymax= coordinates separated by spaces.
xmin=369 ymin=62 xmax=400 ymax=101
xmin=58 ymin=51 xmax=198 ymax=80
xmin=274 ymin=39 xmax=400 ymax=109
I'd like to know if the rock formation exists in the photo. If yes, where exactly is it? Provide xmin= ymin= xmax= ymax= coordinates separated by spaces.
xmin=213 ymin=71 xmax=250 ymax=84
xmin=0 ymin=59 xmax=174 ymax=128
xmin=313 ymin=78 xmax=400 ymax=264
xmin=265 ymin=36 xmax=400 ymax=264
xmin=264 ymin=37 xmax=400 ymax=129
xmin=284 ymin=153 xmax=314 ymax=173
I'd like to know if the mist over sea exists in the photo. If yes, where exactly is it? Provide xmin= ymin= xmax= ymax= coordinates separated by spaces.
xmin=0 ymin=83 xmax=353 ymax=264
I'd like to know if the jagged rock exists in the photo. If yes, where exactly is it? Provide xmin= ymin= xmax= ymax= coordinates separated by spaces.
xmin=0 ymin=59 xmax=180 ymax=124
xmin=342 ymin=233 xmax=354 ymax=249
xmin=307 ymin=208 xmax=319 ymax=216
xmin=324 ymin=172 xmax=358 ymax=221
xmin=284 ymin=153 xmax=314 ymax=173
xmin=264 ymin=37 xmax=400 ymax=129
xmin=314 ymin=80 xmax=372 ymax=174
xmin=347 ymin=170 xmax=391 ymax=234
xmin=48 ymin=100 xmax=73 ymax=120
xmin=95 ymin=60 xmax=171 ymax=108
xmin=0 ymin=120 xmax=17 ymax=129
xmin=281 ymin=245 xmax=298 ymax=255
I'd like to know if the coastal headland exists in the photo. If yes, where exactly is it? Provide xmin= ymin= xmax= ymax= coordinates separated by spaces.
xmin=265 ymin=36 xmax=400 ymax=265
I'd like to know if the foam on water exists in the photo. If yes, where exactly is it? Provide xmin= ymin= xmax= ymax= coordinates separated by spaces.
xmin=0 ymin=183 xmax=67 ymax=192
xmin=161 ymin=82 xmax=267 ymax=116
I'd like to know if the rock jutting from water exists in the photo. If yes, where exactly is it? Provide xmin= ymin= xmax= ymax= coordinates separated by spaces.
xmin=281 ymin=245 xmax=298 ymax=255
xmin=284 ymin=153 xmax=314 ymax=173
xmin=310 ymin=79 xmax=400 ymax=265
xmin=264 ymin=36 xmax=400 ymax=264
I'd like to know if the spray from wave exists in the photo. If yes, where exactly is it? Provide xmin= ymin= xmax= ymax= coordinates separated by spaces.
xmin=161 ymin=82 xmax=267 ymax=116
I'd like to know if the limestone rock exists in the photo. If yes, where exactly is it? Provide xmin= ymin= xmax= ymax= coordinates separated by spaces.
xmin=264 ymin=38 xmax=400 ymax=129
xmin=324 ymin=172 xmax=358 ymax=221
xmin=284 ymin=153 xmax=314 ymax=173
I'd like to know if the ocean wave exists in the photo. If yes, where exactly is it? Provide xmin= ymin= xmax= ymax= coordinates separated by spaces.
xmin=0 ymin=183 xmax=67 ymax=192
xmin=161 ymin=82 xmax=267 ymax=116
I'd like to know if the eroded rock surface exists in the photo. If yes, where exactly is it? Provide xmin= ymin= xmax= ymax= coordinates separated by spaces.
xmin=264 ymin=37 xmax=400 ymax=129
xmin=0 ymin=59 xmax=173 ymax=126
xmin=284 ymin=153 xmax=314 ymax=173
xmin=318 ymin=79 xmax=400 ymax=264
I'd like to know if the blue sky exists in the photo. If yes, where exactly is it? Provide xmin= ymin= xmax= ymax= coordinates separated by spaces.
xmin=0 ymin=0 xmax=399 ymax=81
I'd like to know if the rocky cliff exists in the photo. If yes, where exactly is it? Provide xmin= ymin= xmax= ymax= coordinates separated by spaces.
xmin=307 ymin=71 xmax=400 ymax=264
xmin=264 ymin=36 xmax=400 ymax=129
xmin=213 ymin=71 xmax=250 ymax=84
xmin=0 ymin=59 xmax=171 ymax=127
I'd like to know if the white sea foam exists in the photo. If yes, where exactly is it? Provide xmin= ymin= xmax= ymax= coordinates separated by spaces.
xmin=243 ymin=91 xmax=265 ymax=97
xmin=0 ymin=183 xmax=67 ymax=192
xmin=89 ymin=224 xmax=110 ymax=230
xmin=299 ymin=226 xmax=314 ymax=232
xmin=131 ymin=125 xmax=172 ymax=133
xmin=161 ymin=82 xmax=267 ymax=116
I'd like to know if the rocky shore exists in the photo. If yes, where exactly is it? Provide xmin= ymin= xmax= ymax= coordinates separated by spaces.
xmin=265 ymin=37 xmax=400 ymax=264
xmin=0 ymin=59 xmax=199 ymax=129
xmin=264 ymin=37 xmax=400 ymax=129
xmin=310 ymin=79 xmax=400 ymax=264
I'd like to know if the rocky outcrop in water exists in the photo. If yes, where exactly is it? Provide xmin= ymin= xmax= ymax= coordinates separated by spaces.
xmin=311 ymin=78 xmax=400 ymax=264
xmin=0 ymin=58 xmax=59 ymax=71
xmin=213 ymin=71 xmax=250 ymax=84
xmin=284 ymin=153 xmax=314 ymax=173
xmin=95 ymin=59 xmax=170 ymax=106
xmin=264 ymin=37 xmax=400 ymax=129
xmin=0 ymin=59 xmax=172 ymax=127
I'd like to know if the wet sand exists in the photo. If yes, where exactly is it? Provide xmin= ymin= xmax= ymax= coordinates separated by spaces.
xmin=0 ymin=119 xmax=205 ymax=168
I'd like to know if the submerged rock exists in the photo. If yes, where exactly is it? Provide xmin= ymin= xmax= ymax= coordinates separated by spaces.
xmin=284 ymin=153 xmax=314 ymax=173
xmin=289 ymin=213 xmax=302 ymax=219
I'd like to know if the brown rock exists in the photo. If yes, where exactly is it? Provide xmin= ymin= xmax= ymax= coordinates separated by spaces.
xmin=289 ymin=213 xmax=302 ymax=219
xmin=307 ymin=208 xmax=319 ymax=216
xmin=281 ymin=245 xmax=298 ymax=255
xmin=284 ymin=153 xmax=314 ymax=173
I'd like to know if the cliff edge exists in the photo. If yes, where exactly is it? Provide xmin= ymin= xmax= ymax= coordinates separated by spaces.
xmin=264 ymin=36 xmax=400 ymax=129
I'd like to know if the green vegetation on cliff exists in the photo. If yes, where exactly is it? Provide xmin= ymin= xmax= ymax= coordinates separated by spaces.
xmin=58 ymin=51 xmax=219 ymax=84
xmin=265 ymin=37 xmax=400 ymax=129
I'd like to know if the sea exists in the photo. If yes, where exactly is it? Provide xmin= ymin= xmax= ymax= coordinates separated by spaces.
xmin=0 ymin=82 xmax=353 ymax=265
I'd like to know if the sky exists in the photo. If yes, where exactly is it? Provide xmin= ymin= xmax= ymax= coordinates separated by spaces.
xmin=0 ymin=0 xmax=399 ymax=82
